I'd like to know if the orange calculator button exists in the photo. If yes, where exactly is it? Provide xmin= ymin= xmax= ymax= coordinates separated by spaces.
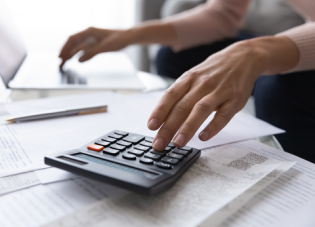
xmin=87 ymin=144 xmax=104 ymax=152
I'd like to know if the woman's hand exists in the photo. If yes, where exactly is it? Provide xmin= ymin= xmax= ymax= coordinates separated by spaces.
xmin=59 ymin=22 xmax=176 ymax=68
xmin=148 ymin=36 xmax=299 ymax=151
xmin=59 ymin=27 xmax=130 ymax=68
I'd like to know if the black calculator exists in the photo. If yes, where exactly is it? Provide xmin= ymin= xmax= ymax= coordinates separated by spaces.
xmin=45 ymin=130 xmax=201 ymax=195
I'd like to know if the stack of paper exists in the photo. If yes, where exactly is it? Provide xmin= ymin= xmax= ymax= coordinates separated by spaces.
xmin=42 ymin=141 xmax=315 ymax=227
xmin=0 ymin=91 xmax=313 ymax=227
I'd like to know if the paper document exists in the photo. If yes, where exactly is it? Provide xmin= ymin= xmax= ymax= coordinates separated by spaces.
xmin=219 ymin=141 xmax=315 ymax=227
xmin=0 ymin=125 xmax=32 ymax=172
xmin=35 ymin=168 xmax=79 ymax=184
xmin=0 ymin=177 xmax=127 ymax=227
xmin=200 ymin=140 xmax=295 ymax=226
xmin=44 ymin=141 xmax=290 ymax=227
xmin=0 ymin=171 xmax=40 ymax=196
xmin=188 ymin=112 xmax=284 ymax=149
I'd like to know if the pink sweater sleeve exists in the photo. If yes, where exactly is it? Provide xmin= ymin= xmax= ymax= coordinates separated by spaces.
xmin=166 ymin=0 xmax=251 ymax=51
xmin=277 ymin=23 xmax=315 ymax=73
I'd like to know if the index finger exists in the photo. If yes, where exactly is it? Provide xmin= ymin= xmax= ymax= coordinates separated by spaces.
xmin=147 ymin=78 xmax=190 ymax=131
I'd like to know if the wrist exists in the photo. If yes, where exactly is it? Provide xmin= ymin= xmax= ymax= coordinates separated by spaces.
xmin=238 ymin=36 xmax=299 ymax=75
xmin=124 ymin=21 xmax=177 ymax=47
xmin=122 ymin=28 xmax=140 ymax=46
xmin=227 ymin=39 xmax=270 ymax=79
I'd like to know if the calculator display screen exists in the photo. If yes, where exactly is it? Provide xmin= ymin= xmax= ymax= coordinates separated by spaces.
xmin=74 ymin=153 xmax=160 ymax=179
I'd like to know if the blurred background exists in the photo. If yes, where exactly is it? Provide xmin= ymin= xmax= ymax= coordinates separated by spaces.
xmin=2 ymin=0 xmax=304 ymax=114
xmin=4 ymin=0 xmax=304 ymax=76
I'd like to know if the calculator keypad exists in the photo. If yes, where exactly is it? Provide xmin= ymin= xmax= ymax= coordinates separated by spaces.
xmin=87 ymin=130 xmax=195 ymax=170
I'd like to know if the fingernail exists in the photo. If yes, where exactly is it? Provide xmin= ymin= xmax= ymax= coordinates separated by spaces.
xmin=153 ymin=138 xmax=164 ymax=151
xmin=148 ymin=118 xmax=159 ymax=130
xmin=174 ymin=134 xmax=185 ymax=147
xmin=199 ymin=130 xmax=210 ymax=141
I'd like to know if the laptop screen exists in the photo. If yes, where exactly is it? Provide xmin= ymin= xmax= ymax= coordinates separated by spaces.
xmin=0 ymin=1 xmax=26 ymax=88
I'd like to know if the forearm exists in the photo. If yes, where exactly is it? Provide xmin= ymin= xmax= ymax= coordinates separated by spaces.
xmin=125 ymin=20 xmax=177 ymax=47
xmin=237 ymin=36 xmax=300 ymax=76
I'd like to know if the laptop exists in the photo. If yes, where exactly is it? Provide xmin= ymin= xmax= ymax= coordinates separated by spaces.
xmin=0 ymin=1 xmax=146 ymax=91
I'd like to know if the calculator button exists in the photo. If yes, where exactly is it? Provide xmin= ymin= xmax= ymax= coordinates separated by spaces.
xmin=116 ymin=140 xmax=132 ymax=147
xmin=172 ymin=148 xmax=189 ymax=157
xmin=164 ymin=146 xmax=172 ymax=152
xmin=109 ymin=134 xmax=123 ymax=139
xmin=180 ymin=146 xmax=192 ymax=152
xmin=123 ymin=135 xmax=145 ymax=144
xmin=134 ymin=145 xmax=150 ymax=152
xmin=144 ymin=153 xmax=161 ymax=160
xmin=161 ymin=157 xmax=179 ymax=165
xmin=156 ymin=162 xmax=172 ymax=169
xmin=95 ymin=140 xmax=110 ymax=147
xmin=140 ymin=141 xmax=152 ymax=148
xmin=128 ymin=148 xmax=144 ymax=157
xmin=87 ymin=144 xmax=103 ymax=152
xmin=114 ymin=130 xmax=129 ymax=136
xmin=102 ymin=137 xmax=117 ymax=143
xmin=140 ymin=157 xmax=153 ymax=165
xmin=123 ymin=153 xmax=136 ymax=160
xmin=167 ymin=153 xmax=184 ymax=161
xmin=168 ymin=142 xmax=175 ymax=148
xmin=145 ymin=137 xmax=154 ymax=143
xmin=150 ymin=149 xmax=166 ymax=156
xmin=103 ymin=147 xmax=120 ymax=155
xmin=110 ymin=144 xmax=125 ymax=151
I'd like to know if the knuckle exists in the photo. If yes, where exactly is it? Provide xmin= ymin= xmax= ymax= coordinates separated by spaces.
xmin=217 ymin=108 xmax=232 ymax=121
xmin=159 ymin=126 xmax=174 ymax=136
xmin=164 ymin=87 xmax=179 ymax=99
xmin=210 ymin=120 xmax=220 ymax=132
xmin=155 ymin=104 xmax=166 ymax=116
xmin=173 ymin=101 xmax=189 ymax=114
xmin=176 ymin=74 xmax=190 ymax=84
xmin=199 ymin=76 xmax=218 ymax=90
xmin=232 ymin=89 xmax=243 ymax=99
xmin=195 ymin=100 xmax=211 ymax=112
xmin=183 ymin=121 xmax=196 ymax=132
xmin=188 ymin=69 xmax=201 ymax=78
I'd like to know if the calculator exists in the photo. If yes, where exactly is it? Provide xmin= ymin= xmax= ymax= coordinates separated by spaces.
xmin=45 ymin=130 xmax=201 ymax=195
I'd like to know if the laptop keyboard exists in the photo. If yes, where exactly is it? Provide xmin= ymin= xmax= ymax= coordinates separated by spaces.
xmin=60 ymin=69 xmax=87 ymax=85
